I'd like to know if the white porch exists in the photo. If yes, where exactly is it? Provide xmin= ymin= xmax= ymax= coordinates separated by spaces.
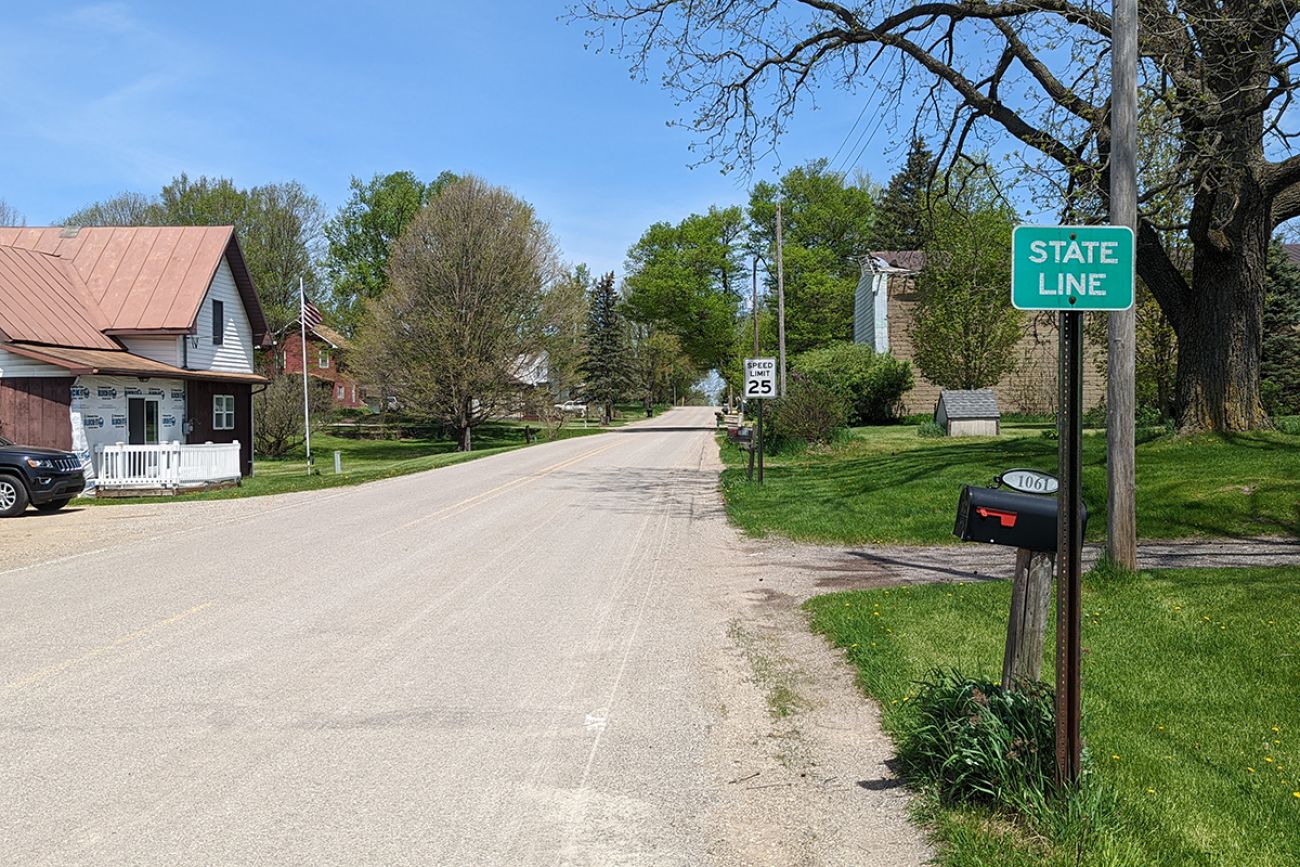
xmin=93 ymin=441 xmax=242 ymax=493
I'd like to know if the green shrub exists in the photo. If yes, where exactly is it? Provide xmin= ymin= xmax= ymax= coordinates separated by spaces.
xmin=897 ymin=669 xmax=1060 ymax=813
xmin=1274 ymin=415 xmax=1300 ymax=435
xmin=767 ymin=377 xmax=851 ymax=445
xmin=917 ymin=420 xmax=945 ymax=438
xmin=791 ymin=342 xmax=913 ymax=424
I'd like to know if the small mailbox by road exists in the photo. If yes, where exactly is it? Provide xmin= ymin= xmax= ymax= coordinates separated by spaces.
xmin=953 ymin=485 xmax=1087 ymax=553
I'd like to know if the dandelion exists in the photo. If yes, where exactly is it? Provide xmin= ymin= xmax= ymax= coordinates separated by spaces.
xmin=1272 ymin=726 xmax=1281 ymax=733
xmin=1111 ymin=754 xmax=1121 ymax=761
xmin=1248 ymin=767 xmax=1256 ymax=773
xmin=1266 ymin=757 xmax=1275 ymax=763
xmin=1293 ymin=792 xmax=1300 ymax=799
xmin=1146 ymin=788 xmax=1156 ymax=795
xmin=1157 ymin=725 xmax=1165 ymax=731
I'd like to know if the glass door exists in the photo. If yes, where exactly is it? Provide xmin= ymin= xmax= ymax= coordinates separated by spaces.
xmin=127 ymin=398 xmax=160 ymax=445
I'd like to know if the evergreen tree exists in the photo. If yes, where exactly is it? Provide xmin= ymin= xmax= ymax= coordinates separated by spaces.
xmin=873 ymin=137 xmax=935 ymax=251
xmin=1263 ymin=243 xmax=1300 ymax=417
xmin=583 ymin=272 xmax=628 ymax=424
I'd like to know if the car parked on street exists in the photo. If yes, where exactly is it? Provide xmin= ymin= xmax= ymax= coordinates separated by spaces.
xmin=553 ymin=400 xmax=587 ymax=415
xmin=0 ymin=436 xmax=86 ymax=517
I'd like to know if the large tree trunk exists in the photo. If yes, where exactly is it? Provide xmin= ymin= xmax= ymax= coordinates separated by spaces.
xmin=1176 ymin=179 xmax=1271 ymax=432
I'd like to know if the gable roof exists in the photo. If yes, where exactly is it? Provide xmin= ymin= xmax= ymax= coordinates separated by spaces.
xmin=938 ymin=389 xmax=1001 ymax=419
xmin=280 ymin=319 xmax=352 ymax=351
xmin=0 ymin=226 xmax=270 ymax=346
xmin=870 ymin=250 xmax=927 ymax=272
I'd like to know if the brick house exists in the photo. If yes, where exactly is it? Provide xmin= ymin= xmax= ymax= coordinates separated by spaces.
xmin=275 ymin=321 xmax=367 ymax=410
xmin=855 ymin=251 xmax=1105 ymax=416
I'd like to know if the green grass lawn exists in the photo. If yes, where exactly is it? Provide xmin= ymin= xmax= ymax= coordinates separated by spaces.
xmin=806 ymin=565 xmax=1300 ymax=865
xmin=720 ymin=421 xmax=1300 ymax=544
xmin=85 ymin=417 xmax=616 ymax=505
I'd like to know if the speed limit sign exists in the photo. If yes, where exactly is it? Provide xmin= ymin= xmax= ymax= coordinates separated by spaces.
xmin=744 ymin=357 xmax=777 ymax=398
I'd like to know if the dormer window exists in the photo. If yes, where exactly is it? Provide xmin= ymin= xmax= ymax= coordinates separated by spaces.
xmin=212 ymin=299 xmax=224 ymax=345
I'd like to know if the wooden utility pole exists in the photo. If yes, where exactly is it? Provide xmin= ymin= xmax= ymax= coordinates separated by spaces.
xmin=1107 ymin=0 xmax=1138 ymax=569
xmin=752 ymin=258 xmax=760 ymax=354
xmin=775 ymin=204 xmax=788 ymax=396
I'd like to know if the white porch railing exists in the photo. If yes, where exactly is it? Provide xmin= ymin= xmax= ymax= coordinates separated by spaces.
xmin=95 ymin=441 xmax=241 ymax=490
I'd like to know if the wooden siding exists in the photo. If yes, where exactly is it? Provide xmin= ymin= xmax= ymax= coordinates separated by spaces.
xmin=0 ymin=377 xmax=73 ymax=449
xmin=948 ymin=419 xmax=1001 ymax=437
xmin=186 ymin=258 xmax=255 ymax=375
xmin=186 ymin=380 xmax=253 ymax=476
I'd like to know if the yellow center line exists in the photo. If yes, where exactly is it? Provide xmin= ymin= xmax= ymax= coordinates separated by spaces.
xmin=5 ymin=601 xmax=215 ymax=692
xmin=379 ymin=438 xmax=628 ymax=537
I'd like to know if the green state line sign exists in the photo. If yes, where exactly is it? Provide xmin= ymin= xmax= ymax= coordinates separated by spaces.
xmin=1011 ymin=225 xmax=1135 ymax=311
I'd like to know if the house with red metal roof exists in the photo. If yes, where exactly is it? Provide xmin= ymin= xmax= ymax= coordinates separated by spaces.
xmin=0 ymin=226 xmax=271 ymax=490
xmin=275 ymin=319 xmax=368 ymax=410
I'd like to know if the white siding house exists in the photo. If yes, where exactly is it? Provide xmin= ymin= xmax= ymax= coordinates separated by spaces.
xmin=186 ymin=259 xmax=256 ymax=375
xmin=0 ymin=226 xmax=271 ymax=488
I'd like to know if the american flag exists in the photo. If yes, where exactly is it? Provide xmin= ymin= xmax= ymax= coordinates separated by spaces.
xmin=301 ymin=297 xmax=323 ymax=330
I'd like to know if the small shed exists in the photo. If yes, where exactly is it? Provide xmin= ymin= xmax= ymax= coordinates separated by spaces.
xmin=935 ymin=389 xmax=1001 ymax=437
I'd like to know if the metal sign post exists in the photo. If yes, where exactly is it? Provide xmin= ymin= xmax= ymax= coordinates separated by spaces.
xmin=1055 ymin=310 xmax=1085 ymax=786
xmin=1011 ymin=224 xmax=1133 ymax=788
xmin=744 ymin=358 xmax=777 ymax=485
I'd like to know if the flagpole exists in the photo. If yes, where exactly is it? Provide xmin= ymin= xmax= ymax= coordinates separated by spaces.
xmin=299 ymin=277 xmax=313 ymax=475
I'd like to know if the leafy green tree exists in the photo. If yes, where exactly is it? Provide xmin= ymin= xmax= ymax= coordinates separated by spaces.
xmin=873 ymin=137 xmax=935 ymax=251
xmin=540 ymin=264 xmax=592 ymax=403
xmin=628 ymin=327 xmax=694 ymax=414
xmin=749 ymin=159 xmax=877 ymax=352
xmin=64 ymin=191 xmax=160 ymax=227
xmin=1263 ymin=243 xmax=1300 ymax=417
xmin=583 ymin=271 xmax=628 ymax=423
xmin=909 ymin=172 xmax=1022 ymax=390
xmin=65 ymin=174 xmax=325 ymax=330
xmin=356 ymin=176 xmax=556 ymax=451
xmin=579 ymin=0 xmax=1300 ymax=430
xmin=323 ymin=170 xmax=459 ymax=335
xmin=623 ymin=206 xmax=746 ymax=373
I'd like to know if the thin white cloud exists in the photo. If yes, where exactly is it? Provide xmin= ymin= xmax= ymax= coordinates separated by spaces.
xmin=0 ymin=3 xmax=229 ymax=188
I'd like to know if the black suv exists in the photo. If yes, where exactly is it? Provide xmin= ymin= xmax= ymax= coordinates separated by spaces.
xmin=0 ymin=436 xmax=87 ymax=517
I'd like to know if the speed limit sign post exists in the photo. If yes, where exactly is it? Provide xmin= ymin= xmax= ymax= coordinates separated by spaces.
xmin=744 ymin=358 xmax=777 ymax=399
xmin=743 ymin=358 xmax=776 ymax=483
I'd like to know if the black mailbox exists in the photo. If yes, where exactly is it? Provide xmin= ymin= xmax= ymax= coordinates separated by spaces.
xmin=953 ymin=486 xmax=1087 ymax=553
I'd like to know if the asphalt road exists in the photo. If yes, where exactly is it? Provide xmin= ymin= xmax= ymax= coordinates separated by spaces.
xmin=0 ymin=407 xmax=927 ymax=866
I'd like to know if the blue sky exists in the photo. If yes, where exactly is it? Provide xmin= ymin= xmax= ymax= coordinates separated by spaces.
xmin=0 ymin=1 xmax=911 ymax=277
